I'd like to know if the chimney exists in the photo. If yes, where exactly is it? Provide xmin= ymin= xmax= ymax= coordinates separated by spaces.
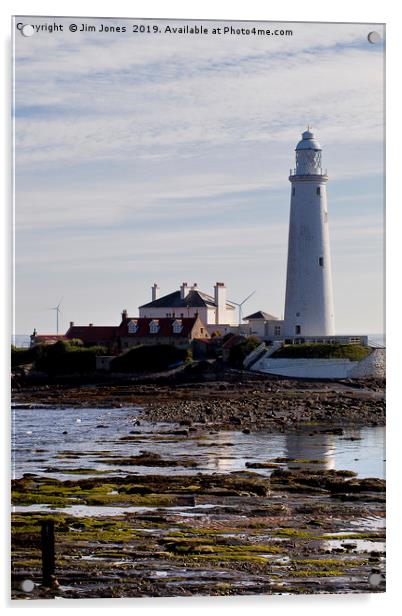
xmin=180 ymin=282 xmax=188 ymax=300
xmin=214 ymin=282 xmax=227 ymax=325
xmin=69 ymin=321 xmax=74 ymax=328
xmin=121 ymin=309 xmax=128 ymax=322
xmin=152 ymin=283 xmax=160 ymax=302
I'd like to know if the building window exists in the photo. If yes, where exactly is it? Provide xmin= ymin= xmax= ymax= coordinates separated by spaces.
xmin=292 ymin=187 xmax=295 ymax=196
xmin=149 ymin=320 xmax=159 ymax=334
xmin=316 ymin=187 xmax=321 ymax=195
xmin=200 ymin=327 xmax=204 ymax=334
xmin=296 ymin=312 xmax=300 ymax=317
xmin=295 ymin=325 xmax=301 ymax=335
xmin=172 ymin=319 xmax=183 ymax=334
xmin=128 ymin=320 xmax=138 ymax=334
xmin=274 ymin=326 xmax=281 ymax=336
xmin=319 ymin=257 xmax=324 ymax=267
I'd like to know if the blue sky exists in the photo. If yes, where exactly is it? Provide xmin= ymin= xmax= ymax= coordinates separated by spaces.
xmin=13 ymin=18 xmax=385 ymax=335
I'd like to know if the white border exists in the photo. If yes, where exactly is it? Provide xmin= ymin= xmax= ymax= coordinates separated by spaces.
xmin=2 ymin=1 xmax=400 ymax=614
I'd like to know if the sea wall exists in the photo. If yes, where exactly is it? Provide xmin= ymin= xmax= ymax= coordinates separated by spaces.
xmin=250 ymin=348 xmax=385 ymax=379
xmin=348 ymin=348 xmax=385 ymax=379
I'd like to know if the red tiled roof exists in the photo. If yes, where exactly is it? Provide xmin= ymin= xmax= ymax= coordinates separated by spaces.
xmin=65 ymin=326 xmax=118 ymax=344
xmin=31 ymin=334 xmax=67 ymax=342
xmin=118 ymin=317 xmax=200 ymax=338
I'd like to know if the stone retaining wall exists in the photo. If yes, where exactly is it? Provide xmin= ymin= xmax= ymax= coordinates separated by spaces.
xmin=348 ymin=348 xmax=385 ymax=379
xmin=251 ymin=348 xmax=385 ymax=379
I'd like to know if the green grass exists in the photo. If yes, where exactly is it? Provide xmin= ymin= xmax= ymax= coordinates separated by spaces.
xmin=272 ymin=344 xmax=370 ymax=361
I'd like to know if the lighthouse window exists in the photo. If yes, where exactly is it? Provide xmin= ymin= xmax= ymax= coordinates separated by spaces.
xmin=316 ymin=187 xmax=321 ymax=195
xmin=319 ymin=257 xmax=324 ymax=267
xmin=292 ymin=187 xmax=295 ymax=196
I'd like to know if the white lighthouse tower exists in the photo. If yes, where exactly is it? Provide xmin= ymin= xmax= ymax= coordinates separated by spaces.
xmin=283 ymin=130 xmax=335 ymax=337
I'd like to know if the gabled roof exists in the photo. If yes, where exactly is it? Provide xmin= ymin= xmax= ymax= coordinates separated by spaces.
xmin=65 ymin=326 xmax=118 ymax=344
xmin=243 ymin=310 xmax=278 ymax=321
xmin=139 ymin=289 xmax=235 ymax=310
xmin=118 ymin=316 xmax=204 ymax=338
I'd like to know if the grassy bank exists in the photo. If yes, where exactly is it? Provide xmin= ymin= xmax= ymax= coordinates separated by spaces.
xmin=271 ymin=344 xmax=371 ymax=361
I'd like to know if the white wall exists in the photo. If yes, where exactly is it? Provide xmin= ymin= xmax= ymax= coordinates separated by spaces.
xmin=214 ymin=283 xmax=226 ymax=324
xmin=284 ymin=177 xmax=335 ymax=337
xmin=224 ymin=306 xmax=237 ymax=325
xmin=205 ymin=323 xmax=233 ymax=336
xmin=247 ymin=319 xmax=265 ymax=337
xmin=250 ymin=349 xmax=385 ymax=379
xmin=139 ymin=305 xmax=212 ymax=323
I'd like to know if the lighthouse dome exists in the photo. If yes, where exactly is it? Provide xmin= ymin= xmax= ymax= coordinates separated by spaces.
xmin=295 ymin=130 xmax=321 ymax=151
xmin=293 ymin=129 xmax=324 ymax=175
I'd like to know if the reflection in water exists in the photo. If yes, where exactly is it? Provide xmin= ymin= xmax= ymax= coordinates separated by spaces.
xmin=12 ymin=407 xmax=385 ymax=480
xmin=286 ymin=426 xmax=335 ymax=471
xmin=206 ymin=432 xmax=239 ymax=472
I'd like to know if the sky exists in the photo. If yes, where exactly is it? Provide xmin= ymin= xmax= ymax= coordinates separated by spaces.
xmin=13 ymin=17 xmax=385 ymax=336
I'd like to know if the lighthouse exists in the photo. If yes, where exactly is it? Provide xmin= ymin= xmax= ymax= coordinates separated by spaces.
xmin=283 ymin=130 xmax=335 ymax=337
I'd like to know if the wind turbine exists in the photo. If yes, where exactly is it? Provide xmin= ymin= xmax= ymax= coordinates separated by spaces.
xmin=51 ymin=297 xmax=63 ymax=334
xmin=227 ymin=291 xmax=256 ymax=326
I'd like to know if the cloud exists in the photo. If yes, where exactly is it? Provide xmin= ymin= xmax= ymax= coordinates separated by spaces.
xmin=13 ymin=18 xmax=385 ymax=335
xmin=14 ymin=21 xmax=384 ymax=167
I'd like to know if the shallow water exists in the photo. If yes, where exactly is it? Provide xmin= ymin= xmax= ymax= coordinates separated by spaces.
xmin=12 ymin=406 xmax=385 ymax=481
xmin=14 ymin=502 xmax=228 ymax=517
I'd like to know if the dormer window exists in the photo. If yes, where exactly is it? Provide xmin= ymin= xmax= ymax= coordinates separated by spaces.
xmin=172 ymin=319 xmax=183 ymax=334
xmin=128 ymin=320 xmax=138 ymax=334
xmin=149 ymin=320 xmax=159 ymax=334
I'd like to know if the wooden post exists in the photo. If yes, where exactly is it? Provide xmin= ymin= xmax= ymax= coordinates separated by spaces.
xmin=41 ymin=520 xmax=55 ymax=587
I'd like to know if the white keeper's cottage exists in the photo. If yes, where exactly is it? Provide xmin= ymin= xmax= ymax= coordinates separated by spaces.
xmin=139 ymin=282 xmax=237 ymax=335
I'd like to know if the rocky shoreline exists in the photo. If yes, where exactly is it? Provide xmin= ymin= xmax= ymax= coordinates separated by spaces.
xmin=11 ymin=371 xmax=386 ymax=598
xmin=12 ymin=371 xmax=385 ymax=432
xmin=12 ymin=467 xmax=385 ymax=599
